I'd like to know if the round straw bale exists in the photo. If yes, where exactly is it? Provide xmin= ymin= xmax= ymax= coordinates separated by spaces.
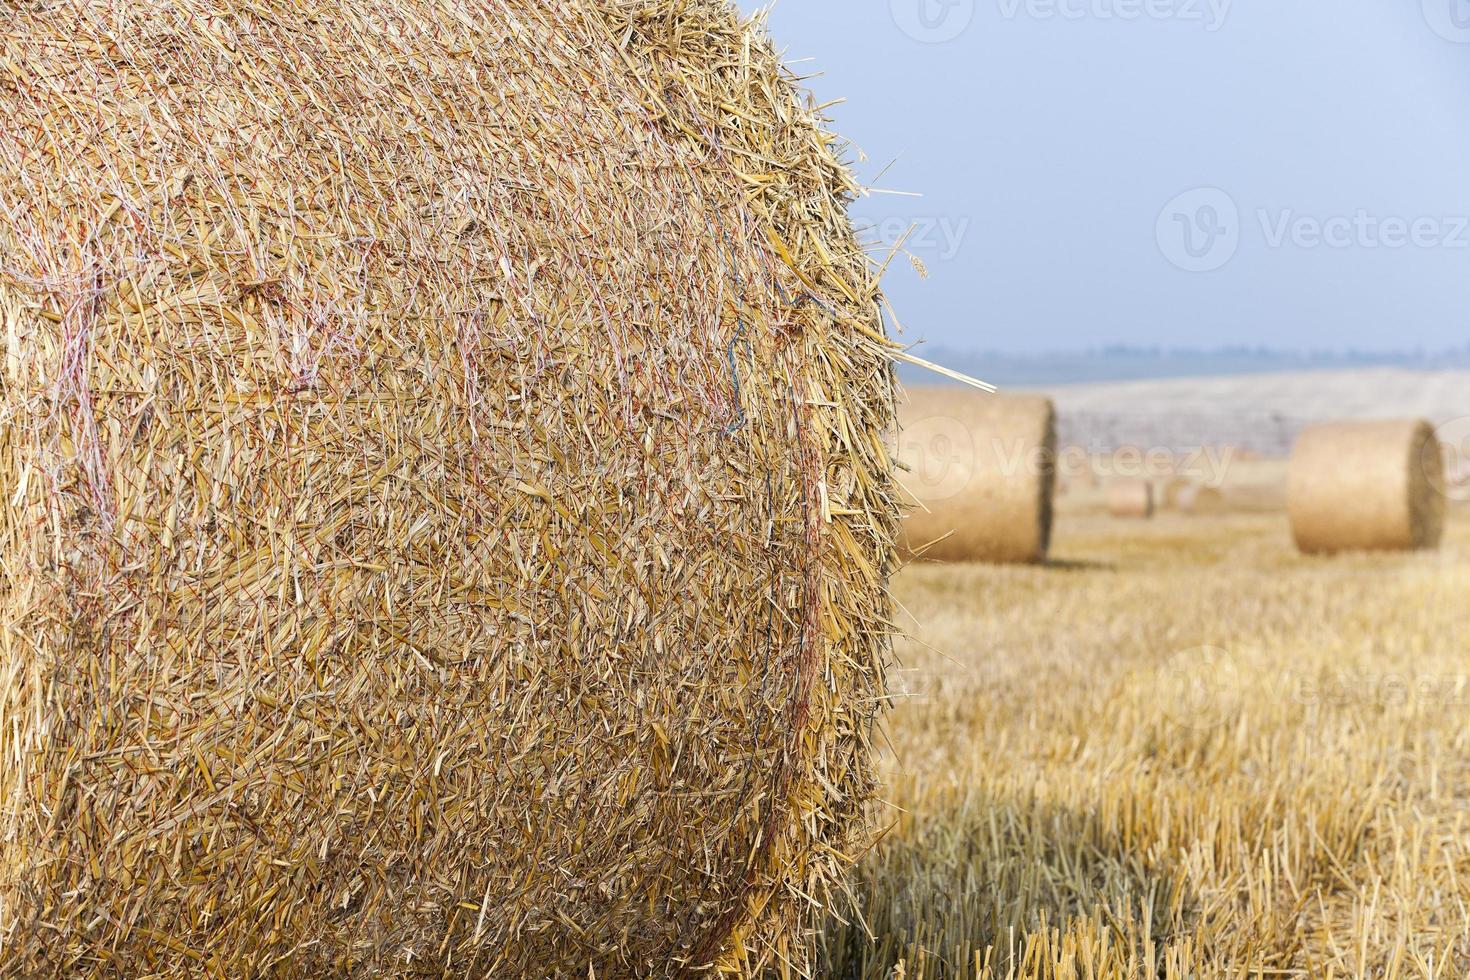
xmin=1109 ymin=479 xmax=1156 ymax=519
xmin=1179 ymin=484 xmax=1228 ymax=516
xmin=1288 ymin=420 xmax=1446 ymax=554
xmin=0 ymin=3 xmax=899 ymax=976
xmin=898 ymin=389 xmax=1057 ymax=563
xmin=1159 ymin=476 xmax=1192 ymax=510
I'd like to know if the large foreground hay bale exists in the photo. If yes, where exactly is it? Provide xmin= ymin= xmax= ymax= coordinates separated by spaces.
xmin=1108 ymin=480 xmax=1156 ymax=519
xmin=0 ymin=2 xmax=900 ymax=975
xmin=1289 ymin=420 xmax=1445 ymax=554
xmin=898 ymin=389 xmax=1056 ymax=563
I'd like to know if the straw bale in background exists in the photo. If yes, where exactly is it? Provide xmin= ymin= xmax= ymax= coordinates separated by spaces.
xmin=1159 ymin=476 xmax=1192 ymax=510
xmin=1179 ymin=484 xmax=1229 ymax=516
xmin=899 ymin=389 xmax=1057 ymax=563
xmin=1109 ymin=480 xmax=1156 ymax=519
xmin=1288 ymin=420 xmax=1445 ymax=554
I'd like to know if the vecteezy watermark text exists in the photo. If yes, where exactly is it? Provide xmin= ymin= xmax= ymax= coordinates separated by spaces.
xmin=1154 ymin=647 xmax=1470 ymax=733
xmin=1158 ymin=188 xmax=1470 ymax=272
xmin=997 ymin=0 xmax=1230 ymax=30
xmin=1259 ymin=210 xmax=1470 ymax=251
xmin=902 ymin=419 xmax=1240 ymax=501
xmin=892 ymin=0 xmax=1229 ymax=42
xmin=1295 ymin=671 xmax=1470 ymax=710
xmin=864 ymin=216 xmax=973 ymax=263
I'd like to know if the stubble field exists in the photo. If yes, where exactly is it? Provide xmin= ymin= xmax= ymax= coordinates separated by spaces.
xmin=818 ymin=508 xmax=1470 ymax=979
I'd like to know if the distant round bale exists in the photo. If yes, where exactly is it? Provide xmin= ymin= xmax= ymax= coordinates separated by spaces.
xmin=1159 ymin=476 xmax=1192 ymax=510
xmin=1288 ymin=420 xmax=1446 ymax=554
xmin=1179 ymin=484 xmax=1228 ymax=516
xmin=899 ymin=389 xmax=1057 ymax=563
xmin=1109 ymin=479 xmax=1156 ymax=519
xmin=0 ymin=3 xmax=899 ymax=976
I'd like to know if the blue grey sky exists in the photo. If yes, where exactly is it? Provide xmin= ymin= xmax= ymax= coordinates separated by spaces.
xmin=735 ymin=1 xmax=1470 ymax=354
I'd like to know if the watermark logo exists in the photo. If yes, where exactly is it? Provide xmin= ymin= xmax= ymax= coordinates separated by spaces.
xmin=901 ymin=415 xmax=978 ymax=501
xmin=1430 ymin=417 xmax=1470 ymax=503
xmin=1156 ymin=645 xmax=1240 ymax=731
xmin=891 ymin=0 xmax=977 ymax=42
xmin=1157 ymin=188 xmax=1240 ymax=273
xmin=1423 ymin=0 xmax=1470 ymax=42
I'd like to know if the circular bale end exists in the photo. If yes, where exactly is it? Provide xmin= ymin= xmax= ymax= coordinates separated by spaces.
xmin=898 ymin=389 xmax=1058 ymax=564
xmin=1288 ymin=420 xmax=1446 ymax=555
xmin=0 ymin=3 xmax=898 ymax=976
xmin=1109 ymin=479 xmax=1156 ymax=519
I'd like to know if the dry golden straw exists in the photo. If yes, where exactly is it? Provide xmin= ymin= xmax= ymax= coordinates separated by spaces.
xmin=1289 ymin=420 xmax=1446 ymax=555
xmin=1108 ymin=479 xmax=1156 ymax=519
xmin=0 ymin=2 xmax=903 ymax=975
xmin=898 ymin=389 xmax=1056 ymax=564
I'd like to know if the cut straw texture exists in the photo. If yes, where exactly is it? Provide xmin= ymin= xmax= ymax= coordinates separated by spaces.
xmin=898 ymin=389 xmax=1056 ymax=564
xmin=1288 ymin=420 xmax=1446 ymax=555
xmin=1108 ymin=480 xmax=1156 ymax=519
xmin=0 ymin=2 xmax=902 ymax=976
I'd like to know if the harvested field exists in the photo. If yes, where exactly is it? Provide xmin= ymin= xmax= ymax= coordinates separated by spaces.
xmin=818 ymin=509 xmax=1470 ymax=979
